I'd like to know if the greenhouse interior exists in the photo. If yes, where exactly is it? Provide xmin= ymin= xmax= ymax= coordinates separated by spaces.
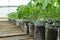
xmin=0 ymin=0 xmax=60 ymax=40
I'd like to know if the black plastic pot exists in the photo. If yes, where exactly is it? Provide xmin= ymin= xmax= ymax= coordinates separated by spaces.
xmin=55 ymin=20 xmax=60 ymax=40
xmin=45 ymin=20 xmax=57 ymax=40
xmin=34 ymin=21 xmax=45 ymax=40
xmin=8 ymin=19 xmax=11 ymax=22
xmin=45 ymin=27 xmax=57 ymax=40
xmin=16 ymin=19 xmax=20 ymax=27
xmin=23 ymin=20 xmax=30 ymax=33
xmin=28 ymin=22 xmax=35 ymax=37
xmin=9 ymin=19 xmax=13 ymax=23
xmin=10 ymin=19 xmax=13 ymax=22
xmin=10 ymin=19 xmax=15 ymax=23
xmin=23 ymin=22 xmax=28 ymax=33
xmin=19 ymin=20 xmax=24 ymax=31
xmin=20 ymin=22 xmax=24 ymax=31
xmin=13 ymin=20 xmax=16 ymax=24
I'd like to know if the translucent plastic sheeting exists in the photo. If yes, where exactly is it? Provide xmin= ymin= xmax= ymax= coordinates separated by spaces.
xmin=0 ymin=7 xmax=17 ymax=17
xmin=0 ymin=0 xmax=8 ymax=6
xmin=8 ymin=0 xmax=30 ymax=6
xmin=0 ymin=0 xmax=30 ymax=17
xmin=0 ymin=8 xmax=8 ymax=17
xmin=8 ymin=7 xmax=17 ymax=13
xmin=0 ymin=0 xmax=30 ymax=6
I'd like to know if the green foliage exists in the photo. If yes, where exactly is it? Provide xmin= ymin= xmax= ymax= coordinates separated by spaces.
xmin=30 ymin=0 xmax=60 ymax=25
xmin=17 ymin=2 xmax=38 ymax=20
xmin=33 ymin=0 xmax=44 ymax=3
xmin=17 ymin=5 xmax=30 ymax=19
xmin=57 ymin=0 xmax=60 ymax=7
xmin=8 ymin=0 xmax=60 ymax=25
xmin=8 ymin=12 xmax=18 ymax=20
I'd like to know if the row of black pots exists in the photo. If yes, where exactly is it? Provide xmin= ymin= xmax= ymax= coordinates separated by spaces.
xmin=30 ymin=20 xmax=60 ymax=40
xmin=18 ymin=20 xmax=45 ymax=40
xmin=8 ymin=19 xmax=60 ymax=40
xmin=45 ymin=20 xmax=60 ymax=40
xmin=15 ymin=19 xmax=34 ymax=35
xmin=8 ymin=19 xmax=16 ymax=24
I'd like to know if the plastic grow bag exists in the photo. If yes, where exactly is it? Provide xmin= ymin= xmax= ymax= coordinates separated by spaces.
xmin=16 ymin=19 xmax=20 ymax=27
xmin=45 ymin=20 xmax=57 ymax=40
xmin=28 ymin=22 xmax=35 ymax=37
xmin=23 ymin=21 xmax=30 ymax=33
xmin=34 ymin=25 xmax=45 ymax=40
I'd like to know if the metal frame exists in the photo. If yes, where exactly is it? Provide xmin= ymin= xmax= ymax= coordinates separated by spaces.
xmin=0 ymin=6 xmax=18 ymax=8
